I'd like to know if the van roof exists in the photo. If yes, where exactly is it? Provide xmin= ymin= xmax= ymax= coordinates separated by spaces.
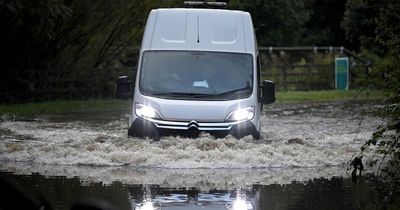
xmin=140 ymin=8 xmax=257 ymax=54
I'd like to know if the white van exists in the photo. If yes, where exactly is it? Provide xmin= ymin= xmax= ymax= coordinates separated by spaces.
xmin=116 ymin=3 xmax=275 ymax=139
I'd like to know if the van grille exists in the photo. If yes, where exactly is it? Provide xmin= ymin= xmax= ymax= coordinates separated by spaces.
xmin=147 ymin=119 xmax=243 ymax=131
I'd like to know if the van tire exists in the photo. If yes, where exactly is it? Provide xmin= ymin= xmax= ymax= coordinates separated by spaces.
xmin=252 ymin=131 xmax=261 ymax=140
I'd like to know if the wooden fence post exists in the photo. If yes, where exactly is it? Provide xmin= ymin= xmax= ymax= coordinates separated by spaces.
xmin=282 ymin=66 xmax=288 ymax=91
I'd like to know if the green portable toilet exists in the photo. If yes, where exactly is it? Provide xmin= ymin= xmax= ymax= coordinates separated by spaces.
xmin=335 ymin=57 xmax=349 ymax=90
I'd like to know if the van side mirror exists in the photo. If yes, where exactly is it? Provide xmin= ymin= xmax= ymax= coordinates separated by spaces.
xmin=262 ymin=80 xmax=275 ymax=104
xmin=115 ymin=76 xmax=133 ymax=100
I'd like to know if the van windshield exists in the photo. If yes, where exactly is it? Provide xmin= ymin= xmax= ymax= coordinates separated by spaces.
xmin=139 ymin=51 xmax=253 ymax=100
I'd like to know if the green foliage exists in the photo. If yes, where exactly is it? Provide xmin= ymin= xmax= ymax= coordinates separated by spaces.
xmin=0 ymin=0 xmax=165 ymax=102
xmin=0 ymin=0 xmax=162 ymax=70
xmin=303 ymin=0 xmax=347 ymax=46
xmin=341 ymin=0 xmax=383 ymax=52
xmin=230 ymin=0 xmax=311 ymax=46
xmin=230 ymin=0 xmax=349 ymax=47
xmin=0 ymin=99 xmax=130 ymax=116
xmin=346 ymin=0 xmax=400 ymax=195
xmin=277 ymin=90 xmax=384 ymax=102
xmin=0 ymin=0 xmax=72 ymax=69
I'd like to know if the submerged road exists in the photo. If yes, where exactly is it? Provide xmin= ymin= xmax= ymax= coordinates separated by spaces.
xmin=0 ymin=100 xmax=385 ymax=185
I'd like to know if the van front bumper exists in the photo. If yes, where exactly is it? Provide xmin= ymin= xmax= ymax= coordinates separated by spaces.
xmin=128 ymin=117 xmax=260 ymax=139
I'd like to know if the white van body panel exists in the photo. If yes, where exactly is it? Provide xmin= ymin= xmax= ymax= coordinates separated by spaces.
xmin=141 ymin=9 xmax=256 ymax=53
xmin=129 ymin=8 xmax=262 ymax=138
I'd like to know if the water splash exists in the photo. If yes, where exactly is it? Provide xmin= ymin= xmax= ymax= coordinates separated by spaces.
xmin=0 ymin=101 xmax=384 ymax=171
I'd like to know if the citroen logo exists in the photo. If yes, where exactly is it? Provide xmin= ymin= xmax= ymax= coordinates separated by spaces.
xmin=188 ymin=120 xmax=199 ymax=129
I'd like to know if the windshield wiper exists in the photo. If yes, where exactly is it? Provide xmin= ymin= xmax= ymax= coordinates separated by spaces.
xmin=151 ymin=92 xmax=213 ymax=98
xmin=149 ymin=88 xmax=251 ymax=99
xmin=214 ymin=87 xmax=251 ymax=97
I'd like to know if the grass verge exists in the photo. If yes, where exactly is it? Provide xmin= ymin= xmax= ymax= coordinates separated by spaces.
xmin=276 ymin=89 xmax=385 ymax=102
xmin=0 ymin=99 xmax=131 ymax=117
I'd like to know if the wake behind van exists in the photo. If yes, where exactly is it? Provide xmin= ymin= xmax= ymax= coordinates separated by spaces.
xmin=116 ymin=4 xmax=275 ymax=140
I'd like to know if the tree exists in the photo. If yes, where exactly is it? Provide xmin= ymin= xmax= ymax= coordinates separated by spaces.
xmin=341 ymin=0 xmax=383 ymax=53
xmin=0 ymin=0 xmax=163 ymax=102
xmin=345 ymin=0 xmax=400 ymax=198
xmin=303 ymin=0 xmax=347 ymax=46
xmin=229 ymin=0 xmax=312 ymax=46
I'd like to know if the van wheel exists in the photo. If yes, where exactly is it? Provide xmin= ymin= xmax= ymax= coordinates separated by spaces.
xmin=128 ymin=125 xmax=160 ymax=140
xmin=210 ymin=131 xmax=229 ymax=139
xmin=252 ymin=131 xmax=261 ymax=140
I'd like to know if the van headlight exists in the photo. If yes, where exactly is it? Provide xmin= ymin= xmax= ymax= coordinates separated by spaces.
xmin=135 ymin=103 xmax=161 ymax=119
xmin=226 ymin=107 xmax=255 ymax=122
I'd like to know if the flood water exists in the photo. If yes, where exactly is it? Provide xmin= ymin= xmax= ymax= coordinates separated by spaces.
xmin=0 ymin=100 xmax=395 ymax=209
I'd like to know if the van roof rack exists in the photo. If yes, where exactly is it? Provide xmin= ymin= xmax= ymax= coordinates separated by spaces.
xmin=184 ymin=1 xmax=228 ymax=9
